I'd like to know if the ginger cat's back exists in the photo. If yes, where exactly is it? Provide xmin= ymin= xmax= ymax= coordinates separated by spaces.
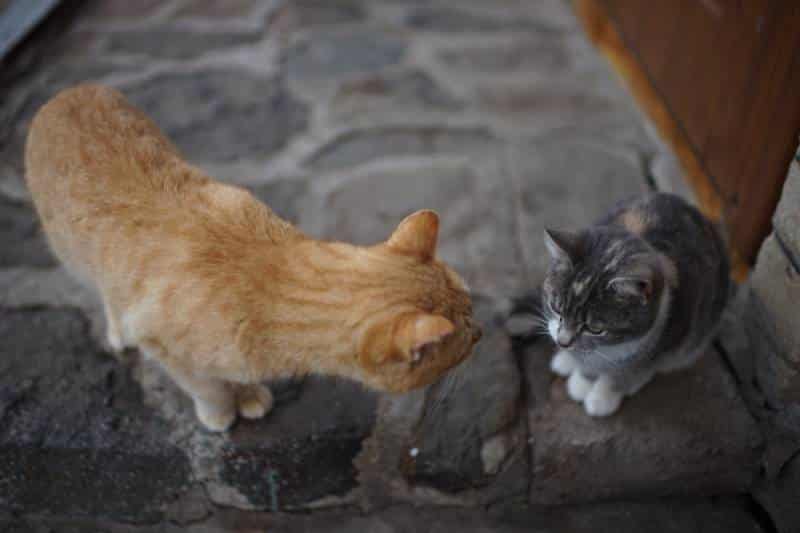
xmin=25 ymin=85 xmax=481 ymax=431
xmin=26 ymin=85 xmax=299 ymax=282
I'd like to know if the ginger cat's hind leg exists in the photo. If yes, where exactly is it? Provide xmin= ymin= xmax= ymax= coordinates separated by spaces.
xmin=142 ymin=343 xmax=237 ymax=432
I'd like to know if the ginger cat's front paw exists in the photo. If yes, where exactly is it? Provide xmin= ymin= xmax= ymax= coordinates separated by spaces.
xmin=237 ymin=384 xmax=274 ymax=420
xmin=104 ymin=315 xmax=129 ymax=356
xmin=195 ymin=401 xmax=237 ymax=432
xmin=106 ymin=329 xmax=124 ymax=353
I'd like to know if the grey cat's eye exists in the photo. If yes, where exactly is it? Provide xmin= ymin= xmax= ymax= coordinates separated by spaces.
xmin=585 ymin=321 xmax=606 ymax=335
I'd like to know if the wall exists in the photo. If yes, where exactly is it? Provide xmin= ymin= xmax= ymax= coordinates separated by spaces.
xmin=720 ymin=144 xmax=800 ymax=533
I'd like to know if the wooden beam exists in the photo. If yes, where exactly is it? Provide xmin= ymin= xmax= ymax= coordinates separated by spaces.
xmin=573 ymin=0 xmax=748 ymax=279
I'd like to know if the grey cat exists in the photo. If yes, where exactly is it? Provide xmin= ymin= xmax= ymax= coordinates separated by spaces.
xmin=519 ymin=193 xmax=730 ymax=416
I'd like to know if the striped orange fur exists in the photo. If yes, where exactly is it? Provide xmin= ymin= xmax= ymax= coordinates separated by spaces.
xmin=25 ymin=85 xmax=481 ymax=431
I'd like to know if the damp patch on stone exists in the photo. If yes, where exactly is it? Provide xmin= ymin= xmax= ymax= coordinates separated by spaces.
xmin=0 ymin=307 xmax=191 ymax=522
xmin=216 ymin=376 xmax=376 ymax=510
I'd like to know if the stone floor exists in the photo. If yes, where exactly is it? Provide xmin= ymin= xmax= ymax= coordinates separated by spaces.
xmin=0 ymin=0 xmax=770 ymax=531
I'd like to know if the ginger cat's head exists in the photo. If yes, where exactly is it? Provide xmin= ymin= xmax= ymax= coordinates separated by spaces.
xmin=340 ymin=210 xmax=482 ymax=392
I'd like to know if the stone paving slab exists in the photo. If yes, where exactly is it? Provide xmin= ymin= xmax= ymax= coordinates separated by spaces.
xmin=748 ymin=236 xmax=800 ymax=408
xmin=0 ymin=307 xmax=192 ymax=523
xmin=0 ymin=194 xmax=55 ymax=268
xmin=510 ymin=138 xmax=651 ymax=284
xmin=216 ymin=375 xmax=376 ymax=511
xmin=524 ymin=339 xmax=763 ymax=505
xmin=355 ymin=296 xmax=527 ymax=509
xmin=0 ymin=497 xmax=766 ymax=533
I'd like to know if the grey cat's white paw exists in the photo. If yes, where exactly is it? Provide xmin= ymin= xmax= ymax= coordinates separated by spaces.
xmin=237 ymin=384 xmax=274 ymax=420
xmin=584 ymin=377 xmax=623 ymax=417
xmin=550 ymin=350 xmax=577 ymax=377
xmin=195 ymin=401 xmax=237 ymax=432
xmin=567 ymin=371 xmax=592 ymax=402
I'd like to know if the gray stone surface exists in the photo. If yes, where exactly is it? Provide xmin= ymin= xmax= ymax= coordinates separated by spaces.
xmin=715 ymin=150 xmax=800 ymax=533
xmin=524 ymin=340 xmax=763 ymax=504
xmin=330 ymin=69 xmax=463 ymax=120
xmin=438 ymin=36 xmax=572 ymax=75
xmin=406 ymin=6 xmax=547 ymax=33
xmin=103 ymin=28 xmax=263 ymax=60
xmin=0 ymin=0 xmax=767 ymax=528
xmin=0 ymin=59 xmax=130 ymax=179
xmin=495 ymin=497 xmax=766 ymax=533
xmin=0 ymin=497 xmax=768 ymax=532
xmin=286 ymin=30 xmax=406 ymax=82
xmin=123 ymin=70 xmax=309 ymax=164
xmin=754 ymin=452 xmax=800 ymax=533
xmin=299 ymin=154 xmax=525 ymax=297
xmin=749 ymin=235 xmax=800 ymax=407
xmin=0 ymin=307 xmax=192 ymax=522
xmin=120 ymin=353 xmax=376 ymax=513
xmin=218 ymin=377 xmax=377 ymax=511
xmin=717 ymin=278 xmax=800 ymax=493
xmin=249 ymin=179 xmax=309 ymax=225
xmin=174 ymin=0 xmax=260 ymax=19
xmin=0 ymin=195 xmax=55 ymax=268
xmin=305 ymin=126 xmax=494 ymax=172
xmin=82 ymin=0 xmax=164 ymax=21
xmin=284 ymin=0 xmax=366 ymax=29
xmin=477 ymin=83 xmax=622 ymax=135
xmin=511 ymin=139 xmax=650 ymax=283
xmin=772 ymin=157 xmax=800 ymax=264
xmin=356 ymin=296 xmax=527 ymax=508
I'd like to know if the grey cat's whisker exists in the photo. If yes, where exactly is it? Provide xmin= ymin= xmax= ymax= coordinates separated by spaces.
xmin=424 ymin=369 xmax=462 ymax=420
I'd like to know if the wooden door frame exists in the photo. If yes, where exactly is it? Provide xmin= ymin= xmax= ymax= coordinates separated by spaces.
xmin=574 ymin=0 xmax=800 ymax=280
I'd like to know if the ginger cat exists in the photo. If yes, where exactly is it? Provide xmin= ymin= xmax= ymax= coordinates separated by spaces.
xmin=25 ymin=85 xmax=481 ymax=432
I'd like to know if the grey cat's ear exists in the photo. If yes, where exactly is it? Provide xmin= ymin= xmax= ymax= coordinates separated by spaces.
xmin=544 ymin=228 xmax=581 ymax=263
xmin=387 ymin=210 xmax=439 ymax=262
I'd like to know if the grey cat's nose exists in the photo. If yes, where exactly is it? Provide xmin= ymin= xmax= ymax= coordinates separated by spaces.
xmin=556 ymin=327 xmax=576 ymax=348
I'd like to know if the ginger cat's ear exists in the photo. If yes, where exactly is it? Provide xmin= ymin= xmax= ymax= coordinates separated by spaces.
xmin=386 ymin=210 xmax=439 ymax=261
xmin=395 ymin=313 xmax=455 ymax=363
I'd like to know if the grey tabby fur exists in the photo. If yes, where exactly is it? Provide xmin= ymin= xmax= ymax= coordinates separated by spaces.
xmin=536 ymin=193 xmax=729 ymax=416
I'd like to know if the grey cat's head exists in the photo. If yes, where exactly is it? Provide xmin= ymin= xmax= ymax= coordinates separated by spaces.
xmin=542 ymin=227 xmax=675 ymax=361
